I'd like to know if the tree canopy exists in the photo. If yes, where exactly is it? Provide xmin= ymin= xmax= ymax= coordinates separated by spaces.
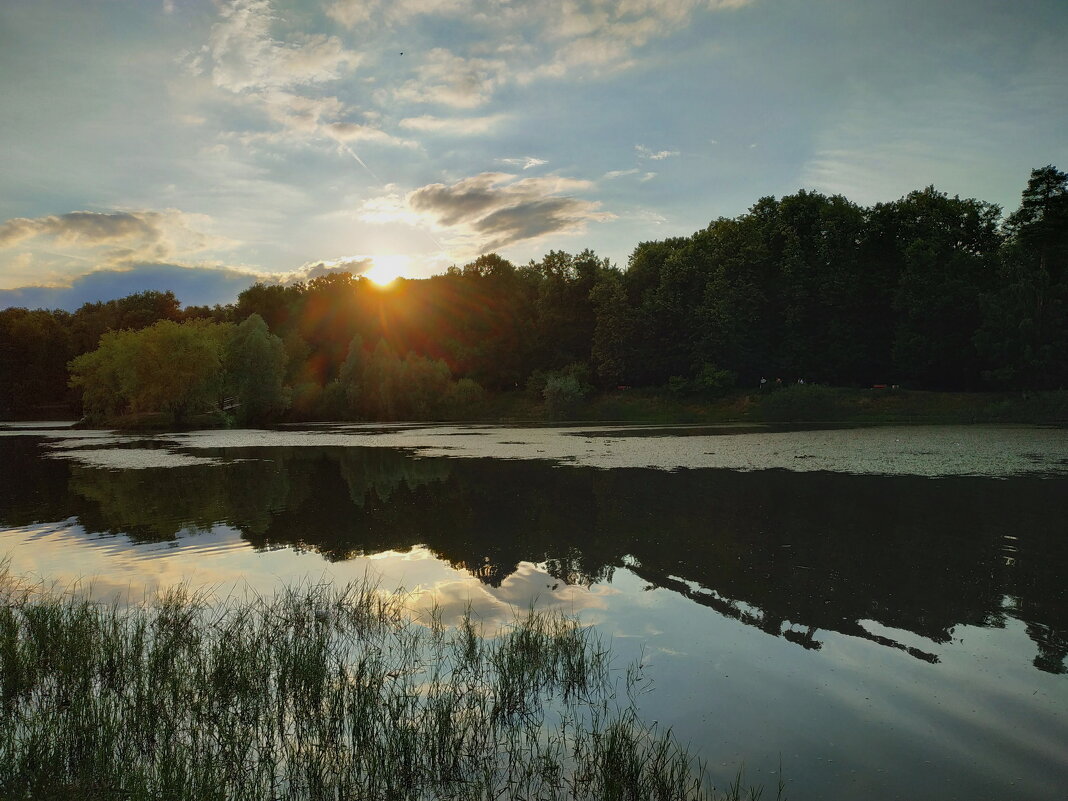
xmin=4 ymin=166 xmax=1067 ymax=422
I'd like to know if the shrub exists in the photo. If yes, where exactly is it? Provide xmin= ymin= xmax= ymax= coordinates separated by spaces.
xmin=758 ymin=383 xmax=843 ymax=422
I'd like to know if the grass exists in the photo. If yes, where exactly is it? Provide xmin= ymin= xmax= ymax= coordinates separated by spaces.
xmin=0 ymin=567 xmax=779 ymax=801
xmin=578 ymin=386 xmax=1068 ymax=425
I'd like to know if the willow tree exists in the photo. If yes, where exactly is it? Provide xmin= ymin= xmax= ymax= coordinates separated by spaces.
xmin=70 ymin=319 xmax=229 ymax=425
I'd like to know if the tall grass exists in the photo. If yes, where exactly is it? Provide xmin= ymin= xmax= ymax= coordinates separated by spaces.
xmin=0 ymin=567 xmax=778 ymax=801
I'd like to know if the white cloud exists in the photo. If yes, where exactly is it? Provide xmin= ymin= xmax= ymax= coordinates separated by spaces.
xmin=202 ymin=0 xmax=360 ymax=93
xmin=497 ymin=157 xmax=548 ymax=170
xmin=275 ymin=256 xmax=375 ymax=283
xmin=392 ymin=48 xmax=507 ymax=108
xmin=603 ymin=168 xmax=640 ymax=179
xmin=327 ymin=0 xmax=471 ymax=28
xmin=399 ymin=114 xmax=509 ymax=135
xmin=635 ymin=144 xmax=679 ymax=160
xmin=190 ymin=1 xmax=414 ymax=151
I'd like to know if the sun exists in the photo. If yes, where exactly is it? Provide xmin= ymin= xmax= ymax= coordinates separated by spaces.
xmin=364 ymin=254 xmax=410 ymax=286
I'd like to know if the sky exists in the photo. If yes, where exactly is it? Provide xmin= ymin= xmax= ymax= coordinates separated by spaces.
xmin=1 ymin=0 xmax=1066 ymax=310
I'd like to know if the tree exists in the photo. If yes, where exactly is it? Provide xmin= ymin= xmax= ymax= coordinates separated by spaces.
xmin=69 ymin=319 xmax=231 ymax=425
xmin=978 ymin=166 xmax=1068 ymax=387
xmin=225 ymin=314 xmax=289 ymax=424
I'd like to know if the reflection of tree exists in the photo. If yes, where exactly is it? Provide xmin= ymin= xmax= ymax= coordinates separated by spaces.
xmin=2 ymin=436 xmax=1066 ymax=674
xmin=69 ymin=455 xmax=291 ymax=541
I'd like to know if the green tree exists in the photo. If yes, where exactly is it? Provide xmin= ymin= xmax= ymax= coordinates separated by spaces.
xmin=979 ymin=166 xmax=1068 ymax=387
xmin=69 ymin=319 xmax=230 ymax=425
xmin=225 ymin=313 xmax=289 ymax=425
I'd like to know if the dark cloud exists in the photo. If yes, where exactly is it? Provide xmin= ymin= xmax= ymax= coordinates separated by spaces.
xmin=0 ymin=263 xmax=262 ymax=311
xmin=405 ymin=172 xmax=612 ymax=251
xmin=408 ymin=173 xmax=510 ymax=226
xmin=0 ymin=211 xmax=162 ymax=248
xmin=474 ymin=198 xmax=598 ymax=251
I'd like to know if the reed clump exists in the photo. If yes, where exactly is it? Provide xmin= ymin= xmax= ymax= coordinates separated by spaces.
xmin=0 ymin=568 xmax=777 ymax=801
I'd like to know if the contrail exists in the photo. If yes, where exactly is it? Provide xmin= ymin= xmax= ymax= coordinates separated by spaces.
xmin=340 ymin=143 xmax=380 ymax=183
xmin=338 ymin=142 xmax=447 ymax=256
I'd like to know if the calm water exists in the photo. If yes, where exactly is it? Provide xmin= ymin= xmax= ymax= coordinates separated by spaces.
xmin=1 ymin=422 xmax=1067 ymax=800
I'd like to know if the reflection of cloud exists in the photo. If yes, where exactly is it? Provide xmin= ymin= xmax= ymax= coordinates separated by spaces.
xmin=407 ymin=562 xmax=614 ymax=628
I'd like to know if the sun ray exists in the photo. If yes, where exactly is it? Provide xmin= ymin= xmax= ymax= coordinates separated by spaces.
xmin=363 ymin=254 xmax=410 ymax=286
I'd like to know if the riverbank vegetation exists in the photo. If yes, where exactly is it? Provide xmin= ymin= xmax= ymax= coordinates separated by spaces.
xmin=0 ymin=568 xmax=775 ymax=801
xmin=2 ymin=165 xmax=1065 ymax=425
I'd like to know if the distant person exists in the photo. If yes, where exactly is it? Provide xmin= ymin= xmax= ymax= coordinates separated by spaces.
xmin=759 ymin=377 xmax=767 ymax=390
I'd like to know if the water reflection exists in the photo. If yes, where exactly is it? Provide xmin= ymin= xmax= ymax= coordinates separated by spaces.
xmin=2 ymin=435 xmax=1065 ymax=675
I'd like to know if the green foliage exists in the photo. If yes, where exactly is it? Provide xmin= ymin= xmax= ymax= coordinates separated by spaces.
xmin=11 ymin=165 xmax=1068 ymax=421
xmin=668 ymin=363 xmax=737 ymax=397
xmin=757 ymin=383 xmax=843 ymax=422
xmin=0 ymin=572 xmax=766 ymax=801
xmin=542 ymin=363 xmax=593 ymax=418
xmin=224 ymin=314 xmax=289 ymax=425
xmin=0 ymin=308 xmax=73 ymax=413
xmin=70 ymin=319 xmax=229 ymax=425
xmin=336 ymin=336 xmax=484 ymax=421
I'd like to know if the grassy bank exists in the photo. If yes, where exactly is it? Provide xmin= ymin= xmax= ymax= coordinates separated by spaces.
xmin=526 ymin=386 xmax=1068 ymax=426
xmin=38 ymin=385 xmax=1068 ymax=429
xmin=0 ymin=570 xmax=776 ymax=801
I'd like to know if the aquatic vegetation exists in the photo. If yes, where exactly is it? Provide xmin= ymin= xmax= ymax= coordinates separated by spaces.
xmin=0 ymin=568 xmax=774 ymax=800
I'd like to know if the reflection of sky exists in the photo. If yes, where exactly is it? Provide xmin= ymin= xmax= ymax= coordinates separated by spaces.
xmin=2 ymin=515 xmax=1066 ymax=799
xmin=0 ymin=520 xmax=613 ymax=629
xmin=8 ymin=423 xmax=1068 ymax=478
xmin=3 ymin=423 xmax=1068 ymax=800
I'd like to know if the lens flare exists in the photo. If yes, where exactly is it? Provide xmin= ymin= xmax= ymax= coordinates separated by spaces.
xmin=364 ymin=254 xmax=410 ymax=286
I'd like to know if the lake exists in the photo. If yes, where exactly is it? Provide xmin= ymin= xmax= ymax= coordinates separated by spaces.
xmin=1 ymin=422 xmax=1066 ymax=800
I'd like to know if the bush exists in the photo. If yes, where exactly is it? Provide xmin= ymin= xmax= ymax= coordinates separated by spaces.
xmin=544 ymin=374 xmax=590 ymax=418
xmin=758 ymin=383 xmax=843 ymax=422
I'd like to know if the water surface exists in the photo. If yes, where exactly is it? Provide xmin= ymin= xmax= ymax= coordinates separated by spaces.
xmin=1 ymin=422 xmax=1066 ymax=800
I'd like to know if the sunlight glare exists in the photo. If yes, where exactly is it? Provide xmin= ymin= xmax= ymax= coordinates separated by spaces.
xmin=364 ymin=254 xmax=410 ymax=286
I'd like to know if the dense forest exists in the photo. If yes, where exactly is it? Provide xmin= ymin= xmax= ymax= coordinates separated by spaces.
xmin=2 ymin=165 xmax=1066 ymax=424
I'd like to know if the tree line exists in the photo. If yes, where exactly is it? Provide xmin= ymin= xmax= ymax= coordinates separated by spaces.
xmin=2 ymin=165 xmax=1065 ymax=423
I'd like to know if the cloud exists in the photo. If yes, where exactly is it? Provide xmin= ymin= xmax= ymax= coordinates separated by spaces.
xmin=497 ymin=157 xmax=548 ymax=170
xmin=0 ymin=210 xmax=229 ymax=281
xmin=514 ymin=0 xmax=752 ymax=80
xmin=0 ymin=211 xmax=162 ymax=249
xmin=395 ymin=172 xmax=614 ymax=252
xmin=277 ymin=256 xmax=375 ymax=283
xmin=603 ymin=168 xmax=640 ymax=179
xmin=201 ymin=0 xmax=360 ymax=93
xmin=192 ymin=1 xmax=411 ymax=151
xmin=635 ymin=144 xmax=679 ymax=160
xmin=399 ymin=114 xmax=509 ymax=135
xmin=327 ymin=0 xmax=471 ymax=28
xmin=391 ymin=49 xmax=507 ymax=108
xmin=0 ymin=263 xmax=265 ymax=312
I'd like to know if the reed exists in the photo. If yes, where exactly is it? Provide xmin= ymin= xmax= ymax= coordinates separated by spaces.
xmin=0 ymin=567 xmax=780 ymax=800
